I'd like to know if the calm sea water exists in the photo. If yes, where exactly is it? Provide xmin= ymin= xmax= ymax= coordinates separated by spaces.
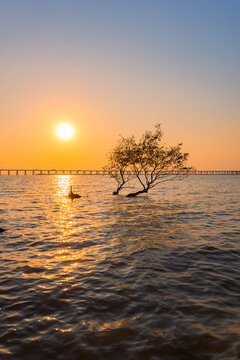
xmin=0 ymin=175 xmax=239 ymax=360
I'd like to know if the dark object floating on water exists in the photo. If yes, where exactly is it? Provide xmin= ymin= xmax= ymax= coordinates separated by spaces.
xmin=0 ymin=227 xmax=6 ymax=233
xmin=68 ymin=186 xmax=81 ymax=199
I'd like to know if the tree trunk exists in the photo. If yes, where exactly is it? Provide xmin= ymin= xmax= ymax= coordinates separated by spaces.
xmin=126 ymin=188 xmax=148 ymax=197
xmin=113 ymin=189 xmax=120 ymax=195
xmin=112 ymin=182 xmax=124 ymax=195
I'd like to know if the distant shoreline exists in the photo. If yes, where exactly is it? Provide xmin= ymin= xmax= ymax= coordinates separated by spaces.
xmin=0 ymin=169 xmax=239 ymax=176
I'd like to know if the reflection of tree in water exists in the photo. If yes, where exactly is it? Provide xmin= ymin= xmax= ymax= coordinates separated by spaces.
xmin=109 ymin=196 xmax=189 ymax=258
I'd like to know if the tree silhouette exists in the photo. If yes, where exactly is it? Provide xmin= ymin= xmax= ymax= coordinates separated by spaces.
xmin=105 ymin=124 xmax=193 ymax=197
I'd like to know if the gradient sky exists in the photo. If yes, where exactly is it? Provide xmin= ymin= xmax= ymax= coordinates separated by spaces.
xmin=0 ymin=0 xmax=239 ymax=169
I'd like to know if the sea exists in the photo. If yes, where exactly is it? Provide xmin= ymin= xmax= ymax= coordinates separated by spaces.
xmin=0 ymin=175 xmax=239 ymax=360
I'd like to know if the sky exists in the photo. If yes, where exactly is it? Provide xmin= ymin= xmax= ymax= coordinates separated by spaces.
xmin=0 ymin=0 xmax=239 ymax=170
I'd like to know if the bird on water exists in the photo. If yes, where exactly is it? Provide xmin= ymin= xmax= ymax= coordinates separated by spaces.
xmin=68 ymin=186 xmax=81 ymax=199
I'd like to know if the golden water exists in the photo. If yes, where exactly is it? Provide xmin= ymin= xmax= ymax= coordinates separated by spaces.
xmin=0 ymin=175 xmax=239 ymax=359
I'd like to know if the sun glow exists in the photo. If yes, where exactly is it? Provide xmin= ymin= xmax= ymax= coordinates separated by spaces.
xmin=56 ymin=123 xmax=75 ymax=140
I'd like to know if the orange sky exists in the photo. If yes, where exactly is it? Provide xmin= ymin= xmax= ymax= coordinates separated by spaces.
xmin=0 ymin=1 xmax=239 ymax=170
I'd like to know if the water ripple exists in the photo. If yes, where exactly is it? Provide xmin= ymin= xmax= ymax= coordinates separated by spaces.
xmin=0 ymin=175 xmax=239 ymax=359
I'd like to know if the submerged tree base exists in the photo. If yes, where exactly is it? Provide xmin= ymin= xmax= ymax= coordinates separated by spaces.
xmin=126 ymin=189 xmax=148 ymax=197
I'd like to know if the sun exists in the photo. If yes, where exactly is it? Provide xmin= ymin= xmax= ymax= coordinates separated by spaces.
xmin=56 ymin=123 xmax=75 ymax=141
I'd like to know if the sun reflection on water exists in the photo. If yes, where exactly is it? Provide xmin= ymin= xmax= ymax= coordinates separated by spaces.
xmin=55 ymin=175 xmax=71 ymax=200
xmin=43 ymin=175 xmax=103 ymax=283
xmin=51 ymin=175 xmax=80 ymax=238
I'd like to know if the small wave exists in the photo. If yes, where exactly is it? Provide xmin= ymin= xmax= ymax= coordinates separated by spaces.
xmin=17 ymin=265 xmax=46 ymax=274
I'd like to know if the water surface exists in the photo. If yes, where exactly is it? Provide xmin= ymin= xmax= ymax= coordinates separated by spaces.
xmin=0 ymin=175 xmax=239 ymax=359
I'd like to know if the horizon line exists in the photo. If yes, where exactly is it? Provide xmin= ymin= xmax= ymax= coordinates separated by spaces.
xmin=0 ymin=169 xmax=239 ymax=176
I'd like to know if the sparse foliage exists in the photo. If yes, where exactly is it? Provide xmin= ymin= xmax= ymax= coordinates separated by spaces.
xmin=104 ymin=124 xmax=193 ymax=197
xmin=103 ymin=137 xmax=135 ymax=195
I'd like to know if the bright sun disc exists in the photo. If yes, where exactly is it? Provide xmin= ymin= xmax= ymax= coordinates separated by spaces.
xmin=56 ymin=123 xmax=74 ymax=140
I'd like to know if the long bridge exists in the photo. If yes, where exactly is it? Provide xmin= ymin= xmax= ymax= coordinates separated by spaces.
xmin=0 ymin=169 xmax=239 ymax=175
